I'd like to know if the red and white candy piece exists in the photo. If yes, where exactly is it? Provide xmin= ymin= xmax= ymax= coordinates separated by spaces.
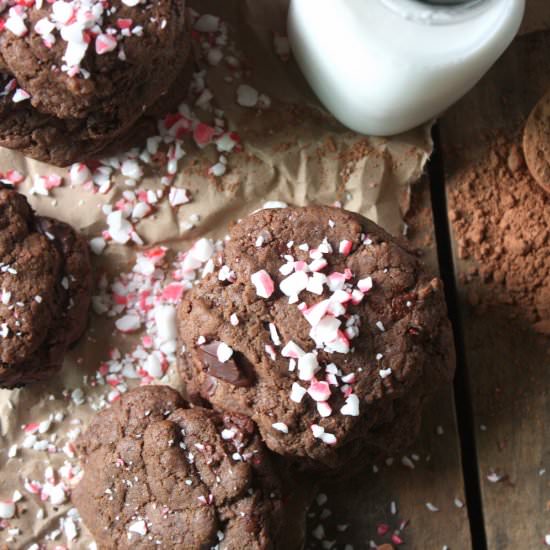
xmin=279 ymin=270 xmax=309 ymax=299
xmin=144 ymin=354 xmax=163 ymax=378
xmin=0 ymin=170 xmax=25 ymax=186
xmin=339 ymin=239 xmax=353 ymax=256
xmin=251 ymin=270 xmax=275 ymax=299
xmin=357 ymin=276 xmax=373 ymax=293
xmin=95 ymin=34 xmax=117 ymax=55
xmin=302 ymin=299 xmax=330 ymax=327
xmin=307 ymin=380 xmax=331 ymax=402
xmin=69 ymin=163 xmax=92 ymax=186
xmin=169 ymin=187 xmax=191 ymax=207
xmin=12 ymin=88 xmax=30 ymax=103
xmin=51 ymin=1 xmax=74 ymax=25
xmin=154 ymin=305 xmax=177 ymax=345
xmin=327 ymin=272 xmax=347 ymax=291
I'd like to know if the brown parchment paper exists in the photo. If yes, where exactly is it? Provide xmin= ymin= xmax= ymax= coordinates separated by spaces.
xmin=0 ymin=1 xmax=432 ymax=548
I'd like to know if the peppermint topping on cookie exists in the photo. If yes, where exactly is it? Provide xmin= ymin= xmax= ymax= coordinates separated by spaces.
xmin=1 ymin=0 xmax=156 ymax=76
xmin=243 ymin=231 xmax=375 ymax=441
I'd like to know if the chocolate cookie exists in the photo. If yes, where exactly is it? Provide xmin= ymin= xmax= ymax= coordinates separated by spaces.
xmin=0 ymin=0 xmax=188 ymax=120
xmin=0 ymin=50 xmax=193 ymax=165
xmin=0 ymin=187 xmax=92 ymax=388
xmin=0 ymin=0 xmax=190 ymax=165
xmin=73 ymin=386 xmax=295 ymax=550
xmin=523 ymin=89 xmax=550 ymax=194
xmin=177 ymin=206 xmax=455 ymax=470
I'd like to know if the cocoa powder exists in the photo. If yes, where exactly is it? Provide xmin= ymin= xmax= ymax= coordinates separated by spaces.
xmin=448 ymin=135 xmax=550 ymax=334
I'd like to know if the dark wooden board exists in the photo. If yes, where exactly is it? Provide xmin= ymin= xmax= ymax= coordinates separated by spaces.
xmin=307 ymin=180 xmax=472 ymax=550
xmin=440 ymin=30 xmax=550 ymax=550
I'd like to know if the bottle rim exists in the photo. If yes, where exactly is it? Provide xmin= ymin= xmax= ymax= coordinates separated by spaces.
xmin=380 ymin=0 xmax=498 ymax=25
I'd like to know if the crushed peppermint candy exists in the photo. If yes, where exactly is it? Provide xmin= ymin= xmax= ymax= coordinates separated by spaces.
xmin=311 ymin=424 xmax=337 ymax=445
xmin=340 ymin=394 xmax=360 ymax=417
xmin=128 ymin=519 xmax=148 ymax=536
xmin=236 ymin=84 xmax=259 ymax=108
xmin=272 ymin=422 xmax=289 ymax=434
xmin=12 ymin=88 xmax=30 ymax=103
xmin=2 ymin=0 xmax=162 ymax=77
xmin=425 ymin=502 xmax=439 ymax=512
xmin=18 ymin=10 xmax=259 ymax=249
xmin=0 ymin=500 xmax=15 ymax=519
xmin=251 ymin=270 xmax=275 ymax=299
xmin=216 ymin=342 xmax=234 ymax=363
xmin=91 ymin=240 xmax=219 ymax=402
xmin=222 ymin=228 xmax=391 ymax=446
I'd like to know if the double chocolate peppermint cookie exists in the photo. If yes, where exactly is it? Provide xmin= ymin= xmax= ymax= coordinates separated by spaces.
xmin=177 ymin=206 xmax=455 ymax=470
xmin=0 ymin=54 xmax=193 ymax=166
xmin=0 ymin=0 xmax=190 ymax=165
xmin=73 ymin=386 xmax=303 ymax=549
xmin=0 ymin=187 xmax=92 ymax=388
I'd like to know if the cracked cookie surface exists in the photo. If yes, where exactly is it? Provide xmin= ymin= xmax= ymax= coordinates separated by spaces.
xmin=73 ymin=386 xmax=290 ymax=550
xmin=177 ymin=206 xmax=455 ymax=470
xmin=0 ymin=187 xmax=92 ymax=388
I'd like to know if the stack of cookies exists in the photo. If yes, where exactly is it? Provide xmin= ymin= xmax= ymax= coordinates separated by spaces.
xmin=0 ymin=186 xmax=92 ymax=388
xmin=0 ymin=0 xmax=191 ymax=165
xmin=67 ymin=206 xmax=455 ymax=548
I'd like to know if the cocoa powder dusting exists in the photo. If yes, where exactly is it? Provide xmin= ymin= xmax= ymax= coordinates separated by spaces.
xmin=448 ymin=135 xmax=550 ymax=334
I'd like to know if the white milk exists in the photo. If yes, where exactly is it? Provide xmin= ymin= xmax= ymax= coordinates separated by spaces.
xmin=288 ymin=0 xmax=525 ymax=135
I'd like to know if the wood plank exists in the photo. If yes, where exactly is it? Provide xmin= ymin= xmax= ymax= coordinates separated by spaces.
xmin=439 ymin=30 xmax=550 ymax=549
xmin=307 ymin=179 xmax=472 ymax=550
xmin=520 ymin=0 xmax=550 ymax=35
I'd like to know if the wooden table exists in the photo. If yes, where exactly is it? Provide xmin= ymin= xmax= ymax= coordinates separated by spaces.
xmin=310 ymin=4 xmax=550 ymax=549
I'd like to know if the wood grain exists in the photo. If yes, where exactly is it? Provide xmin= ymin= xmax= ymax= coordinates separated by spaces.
xmin=440 ymin=30 xmax=550 ymax=550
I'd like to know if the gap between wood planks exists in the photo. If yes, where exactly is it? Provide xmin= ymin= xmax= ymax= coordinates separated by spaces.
xmin=427 ymin=125 xmax=488 ymax=550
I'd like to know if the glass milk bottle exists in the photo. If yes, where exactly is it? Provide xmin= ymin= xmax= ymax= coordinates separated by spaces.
xmin=288 ymin=0 xmax=525 ymax=135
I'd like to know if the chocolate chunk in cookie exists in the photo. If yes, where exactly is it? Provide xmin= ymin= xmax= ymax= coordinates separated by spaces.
xmin=177 ymin=206 xmax=455 ymax=470
xmin=73 ymin=386 xmax=299 ymax=550
xmin=0 ymin=187 xmax=92 ymax=388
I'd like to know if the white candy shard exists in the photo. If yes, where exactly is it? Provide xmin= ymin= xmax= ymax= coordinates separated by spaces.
xmin=340 ymin=394 xmax=360 ymax=416
xmin=236 ymin=84 xmax=259 ymax=108
xmin=216 ymin=342 xmax=234 ymax=363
